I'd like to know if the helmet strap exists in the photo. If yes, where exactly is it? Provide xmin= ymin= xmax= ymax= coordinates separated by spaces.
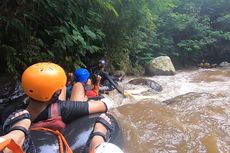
xmin=51 ymin=90 xmax=61 ymax=102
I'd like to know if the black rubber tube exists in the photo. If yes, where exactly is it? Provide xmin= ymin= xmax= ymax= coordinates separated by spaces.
xmin=31 ymin=113 xmax=123 ymax=153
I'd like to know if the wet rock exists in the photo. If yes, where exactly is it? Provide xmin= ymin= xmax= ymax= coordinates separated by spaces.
xmin=0 ymin=78 xmax=25 ymax=104
xmin=219 ymin=61 xmax=230 ymax=67
xmin=145 ymin=56 xmax=176 ymax=76
xmin=198 ymin=62 xmax=218 ymax=68
xmin=162 ymin=92 xmax=214 ymax=105
xmin=211 ymin=63 xmax=218 ymax=68
xmin=0 ymin=75 xmax=26 ymax=125
xmin=0 ymin=76 xmax=16 ymax=103
xmin=128 ymin=78 xmax=163 ymax=92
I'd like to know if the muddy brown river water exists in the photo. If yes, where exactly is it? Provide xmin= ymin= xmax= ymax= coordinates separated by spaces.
xmin=0 ymin=68 xmax=229 ymax=152
xmin=110 ymin=68 xmax=230 ymax=153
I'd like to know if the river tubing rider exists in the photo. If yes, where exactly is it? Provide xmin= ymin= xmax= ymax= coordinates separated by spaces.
xmin=67 ymin=68 xmax=101 ymax=100
xmin=0 ymin=62 xmax=124 ymax=153
xmin=2 ymin=62 xmax=114 ymax=151
xmin=22 ymin=62 xmax=115 ymax=122
xmin=0 ymin=110 xmax=123 ymax=153
xmin=91 ymin=60 xmax=124 ymax=94
xmin=74 ymin=68 xmax=101 ymax=98
xmin=0 ymin=63 xmax=124 ymax=153
xmin=0 ymin=111 xmax=124 ymax=153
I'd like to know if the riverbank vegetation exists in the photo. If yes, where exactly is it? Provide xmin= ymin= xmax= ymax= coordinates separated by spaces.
xmin=0 ymin=0 xmax=229 ymax=74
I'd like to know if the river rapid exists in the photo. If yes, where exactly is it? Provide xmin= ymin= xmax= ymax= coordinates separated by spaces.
xmin=0 ymin=68 xmax=230 ymax=152
xmin=110 ymin=68 xmax=230 ymax=153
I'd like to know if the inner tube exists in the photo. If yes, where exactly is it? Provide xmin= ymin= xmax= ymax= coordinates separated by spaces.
xmin=31 ymin=113 xmax=123 ymax=153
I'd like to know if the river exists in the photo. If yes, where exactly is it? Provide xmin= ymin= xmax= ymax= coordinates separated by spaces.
xmin=0 ymin=68 xmax=230 ymax=152
xmin=110 ymin=67 xmax=230 ymax=153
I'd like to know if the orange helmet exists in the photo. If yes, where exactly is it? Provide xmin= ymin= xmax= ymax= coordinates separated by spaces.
xmin=21 ymin=62 xmax=67 ymax=102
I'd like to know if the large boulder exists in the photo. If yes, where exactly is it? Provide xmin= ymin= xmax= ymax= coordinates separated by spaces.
xmin=128 ymin=78 xmax=163 ymax=92
xmin=219 ymin=61 xmax=230 ymax=67
xmin=145 ymin=56 xmax=176 ymax=76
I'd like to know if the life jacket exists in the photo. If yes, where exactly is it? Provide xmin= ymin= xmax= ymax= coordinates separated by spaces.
xmin=31 ymin=103 xmax=72 ymax=153
xmin=31 ymin=102 xmax=66 ymax=131
xmin=0 ymin=138 xmax=23 ymax=153
xmin=86 ymin=90 xmax=97 ymax=97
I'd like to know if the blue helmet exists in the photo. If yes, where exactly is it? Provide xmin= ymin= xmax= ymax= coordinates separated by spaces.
xmin=74 ymin=68 xmax=90 ymax=83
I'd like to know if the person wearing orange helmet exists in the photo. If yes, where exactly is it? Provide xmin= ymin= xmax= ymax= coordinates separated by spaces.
xmin=21 ymin=62 xmax=112 ymax=125
xmin=0 ymin=62 xmax=118 ymax=153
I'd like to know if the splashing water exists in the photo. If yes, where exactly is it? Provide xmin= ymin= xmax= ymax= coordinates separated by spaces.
xmin=110 ymin=68 xmax=230 ymax=153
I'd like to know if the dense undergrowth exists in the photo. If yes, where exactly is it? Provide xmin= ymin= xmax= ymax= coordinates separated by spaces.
xmin=0 ymin=0 xmax=229 ymax=75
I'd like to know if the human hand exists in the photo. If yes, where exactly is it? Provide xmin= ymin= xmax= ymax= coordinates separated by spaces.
xmin=96 ymin=75 xmax=102 ymax=82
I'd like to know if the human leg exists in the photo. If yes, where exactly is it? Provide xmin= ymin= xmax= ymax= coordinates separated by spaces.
xmin=0 ymin=110 xmax=32 ymax=153
xmin=87 ymin=113 xmax=123 ymax=153
xmin=87 ymin=100 xmax=107 ymax=114
xmin=88 ymin=113 xmax=112 ymax=151
xmin=70 ymin=82 xmax=87 ymax=101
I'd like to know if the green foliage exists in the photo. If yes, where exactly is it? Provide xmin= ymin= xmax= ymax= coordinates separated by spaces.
xmin=0 ymin=0 xmax=229 ymax=74
xmin=0 ymin=0 xmax=117 ymax=73
xmin=154 ymin=0 xmax=230 ymax=66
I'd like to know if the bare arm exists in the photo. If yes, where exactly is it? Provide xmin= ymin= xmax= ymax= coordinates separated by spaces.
xmin=88 ymin=100 xmax=107 ymax=114
xmin=88 ymin=95 xmax=114 ymax=114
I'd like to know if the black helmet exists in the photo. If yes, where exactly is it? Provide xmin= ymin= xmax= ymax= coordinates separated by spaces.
xmin=99 ymin=59 xmax=106 ymax=68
